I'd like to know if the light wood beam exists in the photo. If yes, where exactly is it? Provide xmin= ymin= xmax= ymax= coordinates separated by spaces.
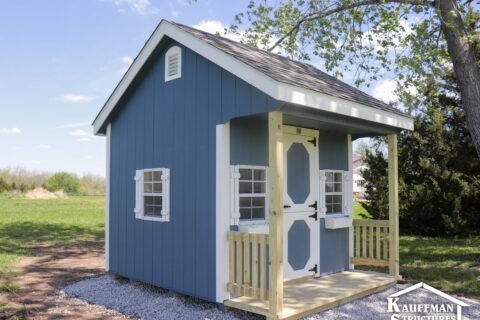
xmin=388 ymin=134 xmax=400 ymax=278
xmin=268 ymin=111 xmax=284 ymax=316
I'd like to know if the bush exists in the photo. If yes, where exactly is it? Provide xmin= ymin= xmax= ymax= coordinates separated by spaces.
xmin=0 ymin=177 xmax=10 ymax=193
xmin=43 ymin=172 xmax=82 ymax=195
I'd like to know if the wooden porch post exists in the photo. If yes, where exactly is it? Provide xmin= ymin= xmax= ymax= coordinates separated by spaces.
xmin=388 ymin=134 xmax=400 ymax=278
xmin=268 ymin=112 xmax=284 ymax=316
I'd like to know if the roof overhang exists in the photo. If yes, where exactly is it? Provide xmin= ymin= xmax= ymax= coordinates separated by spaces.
xmin=92 ymin=20 xmax=414 ymax=135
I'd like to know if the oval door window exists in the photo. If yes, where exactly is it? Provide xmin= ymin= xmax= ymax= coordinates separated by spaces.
xmin=287 ymin=142 xmax=310 ymax=203
xmin=287 ymin=220 xmax=311 ymax=270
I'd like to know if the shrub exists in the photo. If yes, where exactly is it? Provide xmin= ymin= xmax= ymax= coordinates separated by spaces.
xmin=43 ymin=172 xmax=82 ymax=195
xmin=0 ymin=177 xmax=10 ymax=193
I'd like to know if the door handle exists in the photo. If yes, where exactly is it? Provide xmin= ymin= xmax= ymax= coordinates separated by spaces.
xmin=308 ymin=201 xmax=318 ymax=210
xmin=308 ymin=212 xmax=318 ymax=221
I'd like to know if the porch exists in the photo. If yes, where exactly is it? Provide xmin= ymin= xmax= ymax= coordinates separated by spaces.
xmin=225 ymin=270 xmax=396 ymax=320
xmin=219 ymin=111 xmax=401 ymax=319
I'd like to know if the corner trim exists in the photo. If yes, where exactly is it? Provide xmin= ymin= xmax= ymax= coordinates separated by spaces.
xmin=105 ymin=123 xmax=111 ymax=271
xmin=216 ymin=122 xmax=230 ymax=303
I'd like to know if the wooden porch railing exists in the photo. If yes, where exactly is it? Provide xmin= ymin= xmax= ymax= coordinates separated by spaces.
xmin=227 ymin=231 xmax=270 ymax=301
xmin=351 ymin=219 xmax=390 ymax=267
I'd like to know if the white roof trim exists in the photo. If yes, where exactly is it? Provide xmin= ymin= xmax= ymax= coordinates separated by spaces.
xmin=93 ymin=20 xmax=414 ymax=135
xmin=389 ymin=282 xmax=469 ymax=307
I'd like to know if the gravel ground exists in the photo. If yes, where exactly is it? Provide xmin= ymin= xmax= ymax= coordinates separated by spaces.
xmin=63 ymin=275 xmax=480 ymax=320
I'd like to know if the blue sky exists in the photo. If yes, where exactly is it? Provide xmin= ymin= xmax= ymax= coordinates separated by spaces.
xmin=0 ymin=0 xmax=393 ymax=177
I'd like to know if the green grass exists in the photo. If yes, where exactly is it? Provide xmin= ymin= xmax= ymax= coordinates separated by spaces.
xmin=0 ymin=195 xmax=104 ymax=293
xmin=353 ymin=201 xmax=371 ymax=219
xmin=400 ymin=236 xmax=480 ymax=298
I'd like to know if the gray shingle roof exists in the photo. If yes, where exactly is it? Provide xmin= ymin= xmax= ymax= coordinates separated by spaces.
xmin=170 ymin=21 xmax=406 ymax=116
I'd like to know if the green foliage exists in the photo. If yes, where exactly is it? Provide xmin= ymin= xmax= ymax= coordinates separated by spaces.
xmin=362 ymin=74 xmax=480 ymax=236
xmin=0 ymin=177 xmax=10 ymax=193
xmin=43 ymin=172 xmax=82 ymax=195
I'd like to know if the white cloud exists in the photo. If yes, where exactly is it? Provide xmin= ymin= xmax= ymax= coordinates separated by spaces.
xmin=119 ymin=56 xmax=134 ymax=74
xmin=36 ymin=144 xmax=51 ymax=149
xmin=170 ymin=3 xmax=180 ymax=18
xmin=0 ymin=127 xmax=21 ymax=134
xmin=70 ymin=129 xmax=89 ymax=137
xmin=77 ymin=137 xmax=92 ymax=142
xmin=372 ymin=80 xmax=397 ymax=103
xmin=192 ymin=20 xmax=240 ymax=41
xmin=56 ymin=94 xmax=95 ymax=103
xmin=104 ymin=0 xmax=158 ymax=15
xmin=56 ymin=122 xmax=90 ymax=129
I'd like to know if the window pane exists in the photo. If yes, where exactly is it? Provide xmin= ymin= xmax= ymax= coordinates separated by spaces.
xmin=153 ymin=182 xmax=162 ymax=193
xmin=144 ymin=183 xmax=152 ymax=193
xmin=145 ymin=205 xmax=155 ymax=215
xmin=240 ymin=208 xmax=251 ymax=220
xmin=239 ymin=197 xmax=252 ymax=208
xmin=145 ymin=196 xmax=155 ymax=205
xmin=239 ymin=181 xmax=252 ymax=194
xmin=252 ymin=197 xmax=265 ymax=207
xmin=253 ymin=169 xmax=266 ymax=181
xmin=325 ymin=182 xmax=334 ymax=193
xmin=332 ymin=195 xmax=342 ymax=204
xmin=326 ymin=172 xmax=334 ymax=182
xmin=334 ymin=172 xmax=343 ymax=182
xmin=334 ymin=182 xmax=342 ymax=192
xmin=153 ymin=171 xmax=162 ymax=181
xmin=253 ymin=182 xmax=265 ymax=193
xmin=144 ymin=171 xmax=153 ymax=182
xmin=239 ymin=168 xmax=252 ymax=180
xmin=333 ymin=203 xmax=342 ymax=213
xmin=154 ymin=196 xmax=163 ymax=208
xmin=326 ymin=204 xmax=333 ymax=214
xmin=252 ymin=207 xmax=265 ymax=220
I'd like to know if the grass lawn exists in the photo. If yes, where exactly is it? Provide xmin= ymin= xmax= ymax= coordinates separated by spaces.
xmin=0 ymin=195 xmax=104 ymax=293
xmin=354 ymin=201 xmax=371 ymax=219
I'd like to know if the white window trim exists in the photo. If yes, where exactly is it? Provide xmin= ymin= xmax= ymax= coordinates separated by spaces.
xmin=164 ymin=46 xmax=182 ymax=82
xmin=134 ymin=168 xmax=170 ymax=222
xmin=231 ymin=165 xmax=269 ymax=226
xmin=319 ymin=169 xmax=352 ymax=218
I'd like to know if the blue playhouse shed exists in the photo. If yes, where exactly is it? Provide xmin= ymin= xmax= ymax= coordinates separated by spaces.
xmin=93 ymin=20 xmax=413 ymax=319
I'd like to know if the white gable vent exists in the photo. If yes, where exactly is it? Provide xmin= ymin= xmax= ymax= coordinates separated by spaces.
xmin=165 ymin=46 xmax=182 ymax=82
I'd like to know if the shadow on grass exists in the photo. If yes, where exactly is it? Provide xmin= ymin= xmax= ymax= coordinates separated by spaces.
xmin=0 ymin=221 xmax=104 ymax=254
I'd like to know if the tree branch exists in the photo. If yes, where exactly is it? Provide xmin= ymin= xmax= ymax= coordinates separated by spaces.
xmin=268 ymin=0 xmax=435 ymax=52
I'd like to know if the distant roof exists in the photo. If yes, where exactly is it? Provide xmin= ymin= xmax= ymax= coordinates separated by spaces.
xmin=93 ymin=20 xmax=414 ymax=134
xmin=170 ymin=21 xmax=405 ymax=116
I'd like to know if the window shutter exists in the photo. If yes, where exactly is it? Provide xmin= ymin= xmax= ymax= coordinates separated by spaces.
xmin=134 ymin=169 xmax=144 ymax=218
xmin=319 ymin=170 xmax=327 ymax=217
xmin=160 ymin=168 xmax=170 ymax=222
xmin=230 ymin=165 xmax=240 ymax=225
xmin=343 ymin=171 xmax=353 ymax=217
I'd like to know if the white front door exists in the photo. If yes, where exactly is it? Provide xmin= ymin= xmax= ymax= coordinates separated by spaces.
xmin=283 ymin=126 xmax=320 ymax=281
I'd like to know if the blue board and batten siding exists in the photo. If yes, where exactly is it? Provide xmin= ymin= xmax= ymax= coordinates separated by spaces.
xmin=230 ymin=120 xmax=350 ymax=275
xmin=318 ymin=132 xmax=350 ymax=275
xmin=108 ymin=40 xmax=279 ymax=302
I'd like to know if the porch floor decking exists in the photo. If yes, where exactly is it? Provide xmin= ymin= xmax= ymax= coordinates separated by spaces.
xmin=224 ymin=270 xmax=397 ymax=320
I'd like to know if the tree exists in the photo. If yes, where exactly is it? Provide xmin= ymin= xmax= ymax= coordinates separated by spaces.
xmin=43 ymin=172 xmax=81 ymax=195
xmin=230 ymin=0 xmax=480 ymax=156
xmin=361 ymin=71 xmax=480 ymax=236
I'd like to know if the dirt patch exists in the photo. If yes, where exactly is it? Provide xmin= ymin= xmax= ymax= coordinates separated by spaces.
xmin=0 ymin=241 xmax=133 ymax=319
xmin=25 ymin=188 xmax=68 ymax=199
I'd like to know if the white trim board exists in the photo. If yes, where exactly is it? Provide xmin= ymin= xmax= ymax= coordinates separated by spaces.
xmin=105 ymin=123 xmax=111 ymax=271
xmin=92 ymin=20 xmax=414 ymax=135
xmin=215 ymin=122 xmax=230 ymax=303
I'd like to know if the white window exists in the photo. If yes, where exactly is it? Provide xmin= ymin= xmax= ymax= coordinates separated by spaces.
xmin=164 ymin=46 xmax=182 ymax=82
xmin=134 ymin=168 xmax=170 ymax=222
xmin=320 ymin=170 xmax=352 ymax=217
xmin=230 ymin=165 xmax=268 ymax=225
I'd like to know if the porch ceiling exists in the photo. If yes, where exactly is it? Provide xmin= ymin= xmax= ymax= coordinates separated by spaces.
xmin=224 ymin=270 xmax=397 ymax=320
xmin=280 ymin=103 xmax=402 ymax=139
